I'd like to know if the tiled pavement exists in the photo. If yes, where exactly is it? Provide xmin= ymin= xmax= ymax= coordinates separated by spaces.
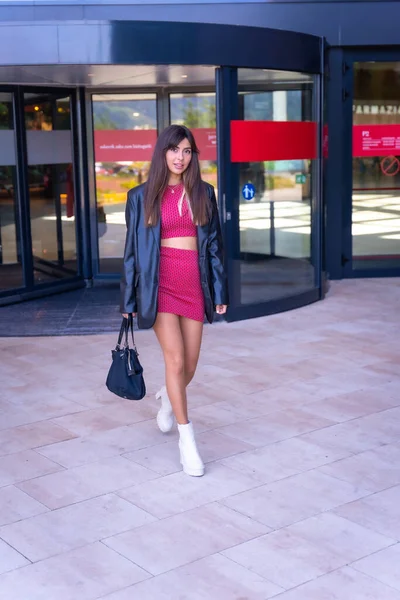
xmin=0 ymin=278 xmax=400 ymax=599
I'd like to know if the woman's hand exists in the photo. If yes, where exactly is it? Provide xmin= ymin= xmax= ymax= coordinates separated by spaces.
xmin=215 ymin=305 xmax=228 ymax=315
xmin=122 ymin=313 xmax=137 ymax=319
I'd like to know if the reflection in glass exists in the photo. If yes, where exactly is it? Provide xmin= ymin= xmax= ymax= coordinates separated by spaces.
xmin=28 ymin=163 xmax=77 ymax=283
xmin=25 ymin=93 xmax=77 ymax=283
xmin=25 ymin=100 xmax=52 ymax=131
xmin=352 ymin=62 xmax=400 ymax=269
xmin=0 ymin=93 xmax=23 ymax=291
xmin=0 ymin=166 xmax=23 ymax=291
xmin=237 ymin=69 xmax=315 ymax=305
xmin=170 ymin=93 xmax=217 ymax=192
xmin=0 ymin=95 xmax=13 ymax=130
xmin=92 ymin=94 xmax=157 ymax=273
xmin=24 ymin=96 xmax=71 ymax=131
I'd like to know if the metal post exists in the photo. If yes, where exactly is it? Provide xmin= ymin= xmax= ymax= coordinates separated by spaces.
xmin=14 ymin=87 xmax=34 ymax=289
xmin=311 ymin=41 xmax=325 ymax=294
xmin=270 ymin=201 xmax=276 ymax=256
xmin=75 ymin=87 xmax=93 ymax=282
xmin=216 ymin=66 xmax=240 ymax=313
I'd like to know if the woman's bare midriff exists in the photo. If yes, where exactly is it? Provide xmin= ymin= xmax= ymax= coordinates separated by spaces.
xmin=161 ymin=237 xmax=198 ymax=251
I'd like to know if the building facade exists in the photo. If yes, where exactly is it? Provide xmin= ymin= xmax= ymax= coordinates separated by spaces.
xmin=0 ymin=0 xmax=399 ymax=322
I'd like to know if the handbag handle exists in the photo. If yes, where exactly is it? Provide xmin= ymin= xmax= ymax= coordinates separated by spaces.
xmin=126 ymin=315 xmax=137 ymax=350
xmin=116 ymin=316 xmax=137 ymax=351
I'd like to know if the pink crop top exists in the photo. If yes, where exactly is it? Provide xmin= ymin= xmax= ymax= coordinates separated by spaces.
xmin=160 ymin=183 xmax=197 ymax=239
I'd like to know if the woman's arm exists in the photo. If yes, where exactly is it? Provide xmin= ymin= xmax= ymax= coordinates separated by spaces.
xmin=120 ymin=190 xmax=137 ymax=315
xmin=208 ymin=187 xmax=229 ymax=308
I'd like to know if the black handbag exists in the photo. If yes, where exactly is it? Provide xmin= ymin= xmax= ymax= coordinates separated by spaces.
xmin=106 ymin=316 xmax=146 ymax=400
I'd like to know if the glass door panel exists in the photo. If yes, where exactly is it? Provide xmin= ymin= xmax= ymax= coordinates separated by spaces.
xmin=24 ymin=92 xmax=78 ymax=283
xmin=352 ymin=62 xmax=400 ymax=269
xmin=235 ymin=69 xmax=318 ymax=306
xmin=170 ymin=92 xmax=217 ymax=193
xmin=0 ymin=92 xmax=22 ymax=291
xmin=92 ymin=93 xmax=157 ymax=274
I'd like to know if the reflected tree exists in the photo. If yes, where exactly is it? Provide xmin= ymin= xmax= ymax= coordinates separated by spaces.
xmin=180 ymin=98 xmax=216 ymax=128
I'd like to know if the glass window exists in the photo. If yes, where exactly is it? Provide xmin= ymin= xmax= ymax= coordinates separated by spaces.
xmin=237 ymin=69 xmax=316 ymax=305
xmin=25 ymin=93 xmax=77 ymax=283
xmin=0 ymin=95 xmax=13 ymax=130
xmin=0 ymin=93 xmax=23 ymax=292
xmin=92 ymin=93 xmax=157 ymax=273
xmin=352 ymin=62 xmax=400 ymax=269
xmin=170 ymin=93 xmax=217 ymax=193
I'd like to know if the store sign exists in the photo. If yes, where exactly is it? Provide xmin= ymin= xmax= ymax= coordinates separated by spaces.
xmin=230 ymin=121 xmax=317 ymax=162
xmin=353 ymin=104 xmax=400 ymax=115
xmin=94 ymin=128 xmax=217 ymax=163
xmin=94 ymin=130 xmax=157 ymax=162
xmin=353 ymin=124 xmax=400 ymax=157
xmin=191 ymin=128 xmax=217 ymax=161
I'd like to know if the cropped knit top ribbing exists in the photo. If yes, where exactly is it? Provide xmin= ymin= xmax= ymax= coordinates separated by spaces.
xmin=160 ymin=183 xmax=197 ymax=239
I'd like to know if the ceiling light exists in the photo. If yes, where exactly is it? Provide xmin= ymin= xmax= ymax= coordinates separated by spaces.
xmin=181 ymin=75 xmax=188 ymax=79
xmin=133 ymin=112 xmax=140 ymax=117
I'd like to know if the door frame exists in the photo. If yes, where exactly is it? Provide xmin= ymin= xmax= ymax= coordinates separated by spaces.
xmin=0 ymin=85 xmax=84 ymax=304
xmin=21 ymin=86 xmax=83 ymax=288
xmin=87 ymin=84 xmax=217 ymax=278
xmin=87 ymin=58 xmax=325 ymax=321
xmin=341 ymin=49 xmax=400 ymax=279
xmin=217 ymin=60 xmax=325 ymax=322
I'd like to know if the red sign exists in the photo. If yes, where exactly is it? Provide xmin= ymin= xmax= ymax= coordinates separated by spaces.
xmin=353 ymin=124 xmax=400 ymax=157
xmin=191 ymin=128 xmax=217 ymax=161
xmin=231 ymin=121 xmax=317 ymax=162
xmin=380 ymin=156 xmax=400 ymax=176
xmin=94 ymin=130 xmax=157 ymax=162
xmin=94 ymin=128 xmax=217 ymax=163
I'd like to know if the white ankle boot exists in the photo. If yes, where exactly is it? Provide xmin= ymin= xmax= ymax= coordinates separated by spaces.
xmin=178 ymin=422 xmax=204 ymax=477
xmin=156 ymin=386 xmax=174 ymax=433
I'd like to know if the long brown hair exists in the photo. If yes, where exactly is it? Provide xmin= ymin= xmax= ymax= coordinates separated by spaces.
xmin=143 ymin=125 xmax=210 ymax=226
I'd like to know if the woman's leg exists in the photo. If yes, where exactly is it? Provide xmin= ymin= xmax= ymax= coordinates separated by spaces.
xmin=154 ymin=312 xmax=205 ymax=477
xmin=180 ymin=316 xmax=204 ymax=387
xmin=153 ymin=312 xmax=188 ymax=425
xmin=177 ymin=316 xmax=205 ymax=476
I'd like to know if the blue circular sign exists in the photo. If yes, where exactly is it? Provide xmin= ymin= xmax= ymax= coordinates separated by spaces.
xmin=242 ymin=183 xmax=255 ymax=201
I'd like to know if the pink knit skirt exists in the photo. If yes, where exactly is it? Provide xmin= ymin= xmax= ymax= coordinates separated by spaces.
xmin=158 ymin=246 xmax=205 ymax=322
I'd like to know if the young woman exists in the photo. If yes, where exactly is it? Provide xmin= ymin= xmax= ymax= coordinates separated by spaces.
xmin=121 ymin=124 xmax=228 ymax=477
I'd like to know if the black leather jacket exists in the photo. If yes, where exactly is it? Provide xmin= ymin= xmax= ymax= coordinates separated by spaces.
xmin=120 ymin=182 xmax=229 ymax=329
